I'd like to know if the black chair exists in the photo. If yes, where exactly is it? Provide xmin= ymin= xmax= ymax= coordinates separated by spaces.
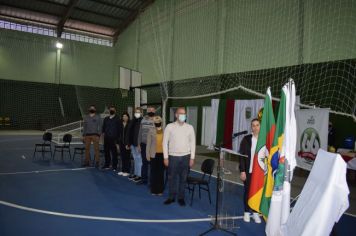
xmin=33 ymin=132 xmax=52 ymax=160
xmin=186 ymin=159 xmax=215 ymax=206
xmin=53 ymin=134 xmax=72 ymax=161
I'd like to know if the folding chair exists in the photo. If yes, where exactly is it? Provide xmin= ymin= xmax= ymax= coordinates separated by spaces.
xmin=33 ymin=132 xmax=52 ymax=160
xmin=186 ymin=159 xmax=215 ymax=206
xmin=53 ymin=134 xmax=72 ymax=161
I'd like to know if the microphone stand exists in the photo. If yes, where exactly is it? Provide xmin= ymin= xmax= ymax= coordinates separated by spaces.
xmin=200 ymin=137 xmax=240 ymax=236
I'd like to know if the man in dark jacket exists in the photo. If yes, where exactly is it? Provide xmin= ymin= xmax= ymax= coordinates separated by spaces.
xmin=239 ymin=118 xmax=261 ymax=224
xmin=126 ymin=107 xmax=143 ymax=182
xmin=102 ymin=105 xmax=120 ymax=170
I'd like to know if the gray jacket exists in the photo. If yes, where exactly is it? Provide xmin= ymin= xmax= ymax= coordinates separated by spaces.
xmin=138 ymin=116 xmax=155 ymax=144
xmin=83 ymin=114 xmax=102 ymax=136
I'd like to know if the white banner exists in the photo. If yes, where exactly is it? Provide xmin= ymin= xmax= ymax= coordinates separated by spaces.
xmin=232 ymin=99 xmax=264 ymax=152
xmin=296 ymin=109 xmax=329 ymax=170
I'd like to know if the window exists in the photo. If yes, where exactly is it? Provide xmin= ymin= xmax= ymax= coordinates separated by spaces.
xmin=0 ymin=20 xmax=113 ymax=47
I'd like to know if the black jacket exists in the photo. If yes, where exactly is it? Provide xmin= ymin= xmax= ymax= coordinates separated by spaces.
xmin=239 ymin=134 xmax=252 ymax=173
xmin=119 ymin=120 xmax=130 ymax=145
xmin=102 ymin=115 xmax=120 ymax=139
xmin=127 ymin=117 xmax=142 ymax=146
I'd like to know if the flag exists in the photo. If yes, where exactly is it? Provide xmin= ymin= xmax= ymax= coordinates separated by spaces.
xmin=223 ymin=99 xmax=235 ymax=149
xmin=209 ymin=99 xmax=264 ymax=151
xmin=215 ymin=99 xmax=235 ymax=149
xmin=266 ymin=79 xmax=297 ymax=236
xmin=260 ymin=85 xmax=287 ymax=219
xmin=281 ymin=80 xmax=297 ymax=223
xmin=248 ymin=88 xmax=276 ymax=213
xmin=215 ymin=99 xmax=227 ymax=146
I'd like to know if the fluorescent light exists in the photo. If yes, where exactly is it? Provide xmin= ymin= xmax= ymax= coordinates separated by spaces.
xmin=56 ymin=42 xmax=63 ymax=49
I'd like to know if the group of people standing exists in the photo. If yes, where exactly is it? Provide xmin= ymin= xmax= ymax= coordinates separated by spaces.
xmin=82 ymin=105 xmax=196 ymax=206
xmin=81 ymin=103 xmax=265 ymax=215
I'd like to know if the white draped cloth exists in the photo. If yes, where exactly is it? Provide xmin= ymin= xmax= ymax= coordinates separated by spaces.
xmin=281 ymin=149 xmax=349 ymax=236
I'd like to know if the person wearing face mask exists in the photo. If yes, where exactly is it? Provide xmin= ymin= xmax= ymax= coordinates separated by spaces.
xmin=163 ymin=107 xmax=196 ymax=206
xmin=126 ymin=107 xmax=143 ymax=182
xmin=82 ymin=105 xmax=102 ymax=168
xmin=137 ymin=106 xmax=156 ymax=185
xmin=239 ymin=118 xmax=262 ymax=223
xmin=146 ymin=116 xmax=165 ymax=195
xmin=102 ymin=105 xmax=120 ymax=170
xmin=117 ymin=112 xmax=131 ymax=177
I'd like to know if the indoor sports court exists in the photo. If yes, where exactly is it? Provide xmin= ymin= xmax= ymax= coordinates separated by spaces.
xmin=0 ymin=0 xmax=355 ymax=235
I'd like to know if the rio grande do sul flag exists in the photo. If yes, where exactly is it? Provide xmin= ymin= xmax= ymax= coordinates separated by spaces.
xmin=260 ymin=85 xmax=287 ymax=219
xmin=248 ymin=88 xmax=276 ymax=213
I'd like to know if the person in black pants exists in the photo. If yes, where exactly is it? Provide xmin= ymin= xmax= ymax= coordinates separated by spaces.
xmin=146 ymin=116 xmax=165 ymax=195
xmin=118 ymin=112 xmax=131 ymax=177
xmin=102 ymin=106 xmax=120 ymax=170
xmin=239 ymin=118 xmax=261 ymax=223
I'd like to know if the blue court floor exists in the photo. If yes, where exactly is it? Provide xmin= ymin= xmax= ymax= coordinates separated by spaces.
xmin=0 ymin=134 xmax=354 ymax=235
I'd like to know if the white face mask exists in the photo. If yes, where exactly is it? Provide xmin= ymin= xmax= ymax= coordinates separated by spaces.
xmin=178 ymin=114 xmax=186 ymax=122
xmin=134 ymin=113 xmax=141 ymax=119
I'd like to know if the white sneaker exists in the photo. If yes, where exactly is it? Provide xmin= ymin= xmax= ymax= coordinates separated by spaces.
xmin=252 ymin=213 xmax=261 ymax=224
xmin=243 ymin=212 xmax=250 ymax=222
xmin=122 ymin=172 xmax=129 ymax=177
xmin=118 ymin=172 xmax=124 ymax=176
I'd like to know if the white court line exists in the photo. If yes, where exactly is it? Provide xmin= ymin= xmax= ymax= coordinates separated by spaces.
xmin=190 ymin=170 xmax=356 ymax=218
xmin=345 ymin=212 xmax=356 ymax=218
xmin=1 ymin=167 xmax=355 ymax=218
xmin=0 ymin=200 xmax=243 ymax=223
xmin=0 ymin=167 xmax=243 ymax=223
xmin=0 ymin=167 xmax=94 ymax=175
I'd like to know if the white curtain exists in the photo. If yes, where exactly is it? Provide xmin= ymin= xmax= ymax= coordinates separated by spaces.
xmin=201 ymin=106 xmax=213 ymax=146
xmin=232 ymin=99 xmax=264 ymax=152
xmin=208 ymin=99 xmax=219 ymax=150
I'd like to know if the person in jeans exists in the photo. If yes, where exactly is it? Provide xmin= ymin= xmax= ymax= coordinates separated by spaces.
xmin=137 ymin=106 xmax=156 ymax=185
xmin=163 ymin=107 xmax=195 ymax=206
xmin=118 ymin=112 xmax=131 ymax=177
xmin=82 ymin=105 xmax=102 ymax=168
xmin=239 ymin=118 xmax=262 ymax=223
xmin=102 ymin=105 xmax=120 ymax=170
xmin=146 ymin=116 xmax=165 ymax=195
xmin=127 ymin=107 xmax=143 ymax=182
